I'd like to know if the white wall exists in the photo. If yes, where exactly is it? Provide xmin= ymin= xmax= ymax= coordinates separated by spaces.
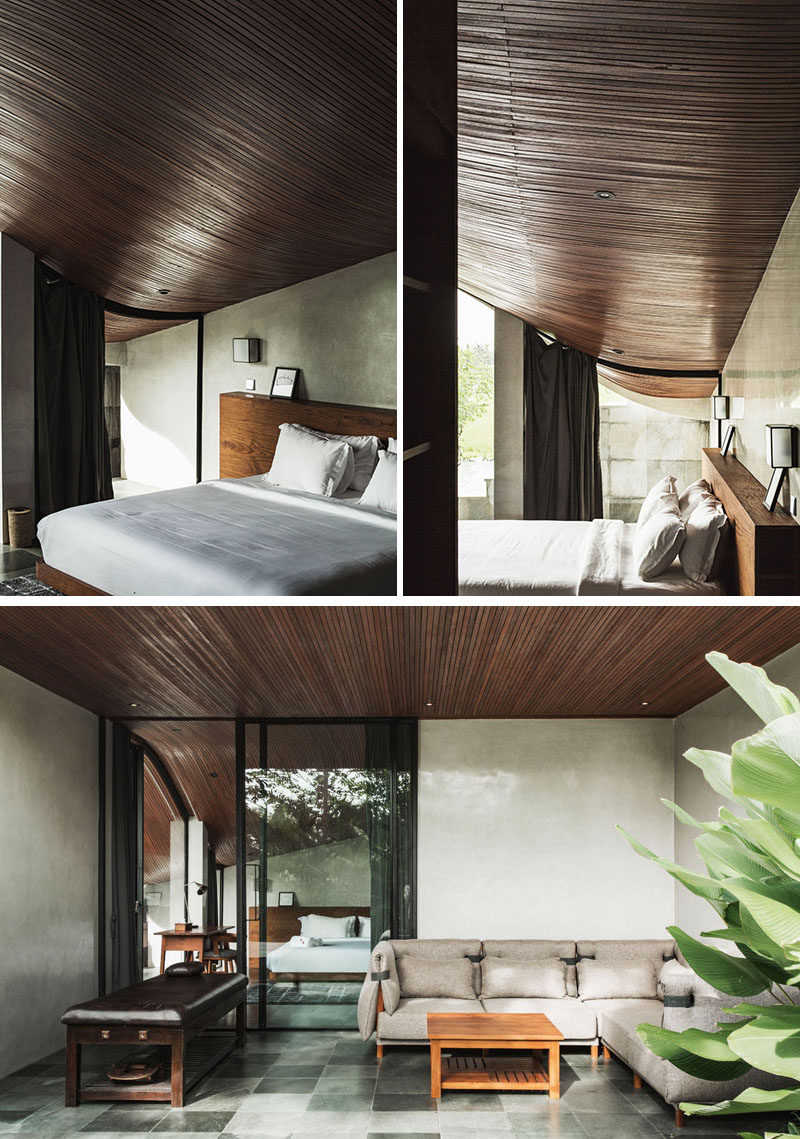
xmin=0 ymin=664 xmax=98 ymax=1077
xmin=674 ymin=640 xmax=800 ymax=939
xmin=114 ymin=253 xmax=396 ymax=488
xmin=723 ymin=185 xmax=800 ymax=509
xmin=418 ymin=718 xmax=675 ymax=939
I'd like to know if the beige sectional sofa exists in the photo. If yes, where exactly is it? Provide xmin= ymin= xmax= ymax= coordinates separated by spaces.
xmin=357 ymin=937 xmax=788 ymax=1128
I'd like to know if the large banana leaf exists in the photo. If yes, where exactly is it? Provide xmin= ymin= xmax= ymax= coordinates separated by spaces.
xmin=668 ymin=926 xmax=772 ymax=995
xmin=617 ymin=827 xmax=732 ymax=906
xmin=637 ymin=1023 xmax=751 ymax=1080
xmin=732 ymin=717 xmax=800 ymax=813
xmin=720 ymin=813 xmax=800 ymax=879
xmin=706 ymin=653 xmax=800 ymax=724
xmin=685 ymin=746 xmax=738 ymax=802
xmin=681 ymin=1086 xmax=800 ymax=1116
xmin=728 ymin=1012 xmax=800 ymax=1080
xmin=696 ymin=830 xmax=779 ymax=882
xmin=722 ymin=879 xmax=800 ymax=949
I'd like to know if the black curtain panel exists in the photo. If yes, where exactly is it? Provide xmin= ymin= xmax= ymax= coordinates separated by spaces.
xmin=34 ymin=261 xmax=113 ymax=519
xmin=523 ymin=325 xmax=603 ymax=520
xmin=111 ymin=725 xmax=143 ymax=991
xmin=206 ymin=845 xmax=219 ymax=928
xmin=365 ymin=720 xmax=417 ymax=947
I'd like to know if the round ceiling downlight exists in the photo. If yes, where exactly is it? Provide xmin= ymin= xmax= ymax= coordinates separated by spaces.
xmin=594 ymin=190 xmax=615 ymax=200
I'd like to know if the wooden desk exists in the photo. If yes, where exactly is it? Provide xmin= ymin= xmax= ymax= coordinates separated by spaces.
xmin=427 ymin=1013 xmax=563 ymax=1099
xmin=156 ymin=927 xmax=233 ymax=974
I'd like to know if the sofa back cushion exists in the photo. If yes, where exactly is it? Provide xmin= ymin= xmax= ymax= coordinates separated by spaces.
xmin=577 ymin=939 xmax=676 ymax=969
xmin=390 ymin=938 xmax=482 ymax=960
xmin=483 ymin=941 xmax=577 ymax=996
xmin=480 ymin=957 xmax=567 ymax=999
xmin=397 ymin=955 xmax=476 ymax=999
xmin=577 ymin=959 xmax=658 ymax=1001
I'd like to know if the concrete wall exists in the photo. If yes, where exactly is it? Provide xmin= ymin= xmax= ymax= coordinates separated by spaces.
xmin=418 ymin=718 xmax=675 ymax=939
xmin=0 ymin=234 xmax=35 ymax=539
xmin=723 ymin=186 xmax=800 ymax=510
xmin=0 ymin=664 xmax=98 ymax=1077
xmin=113 ymin=253 xmax=396 ymax=488
xmin=600 ymin=401 xmax=709 ymax=522
xmin=266 ymin=836 xmax=369 ymax=907
xmin=673 ymin=640 xmax=800 ymax=940
xmin=493 ymin=308 xmax=524 ymax=519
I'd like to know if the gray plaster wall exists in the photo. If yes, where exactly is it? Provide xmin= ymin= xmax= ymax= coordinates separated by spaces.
xmin=266 ymin=836 xmax=369 ymax=907
xmin=0 ymin=234 xmax=35 ymax=538
xmin=723 ymin=186 xmax=800 ymax=510
xmin=0 ymin=664 xmax=98 ymax=1077
xmin=417 ymin=718 xmax=675 ymax=939
xmin=674 ymin=640 xmax=800 ymax=940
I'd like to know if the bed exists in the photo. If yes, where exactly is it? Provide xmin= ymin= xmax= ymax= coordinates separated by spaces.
xmin=266 ymin=937 xmax=371 ymax=982
xmin=459 ymin=517 xmax=723 ymax=596
xmin=36 ymin=395 xmax=397 ymax=596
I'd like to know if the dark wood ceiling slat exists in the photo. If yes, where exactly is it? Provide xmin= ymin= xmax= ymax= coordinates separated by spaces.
xmin=457 ymin=0 xmax=800 ymax=373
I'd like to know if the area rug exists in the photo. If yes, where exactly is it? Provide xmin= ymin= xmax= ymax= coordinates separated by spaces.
xmin=0 ymin=573 xmax=61 ymax=596
xmin=247 ymin=981 xmax=362 ymax=1005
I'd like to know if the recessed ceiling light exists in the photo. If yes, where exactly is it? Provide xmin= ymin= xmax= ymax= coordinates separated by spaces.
xmin=209 ymin=771 xmax=218 ymax=779
xmin=610 ymin=348 xmax=624 ymax=355
xmin=157 ymin=288 xmax=171 ymax=295
xmin=424 ymin=701 xmax=433 ymax=707
xmin=641 ymin=701 xmax=650 ymax=706
xmin=129 ymin=702 xmax=139 ymax=708
xmin=594 ymin=190 xmax=615 ymax=200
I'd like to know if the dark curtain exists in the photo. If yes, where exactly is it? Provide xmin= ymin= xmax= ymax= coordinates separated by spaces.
xmin=34 ymin=261 xmax=113 ymax=519
xmin=111 ymin=725 xmax=143 ymax=991
xmin=206 ymin=846 xmax=219 ymax=927
xmin=523 ymin=325 xmax=603 ymax=520
xmin=365 ymin=720 xmax=417 ymax=947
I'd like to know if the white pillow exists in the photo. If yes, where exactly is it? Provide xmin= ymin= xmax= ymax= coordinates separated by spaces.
xmin=678 ymin=478 xmax=714 ymax=520
xmin=268 ymin=423 xmax=353 ymax=497
xmin=634 ymin=510 xmax=686 ymax=579
xmin=359 ymin=449 xmax=397 ymax=514
xmin=387 ymin=437 xmax=398 ymax=453
xmin=299 ymin=913 xmax=356 ymax=938
xmin=288 ymin=424 xmax=379 ymax=493
xmin=359 ymin=916 xmax=371 ymax=939
xmin=637 ymin=476 xmax=679 ymax=529
xmin=680 ymin=499 xmax=728 ymax=582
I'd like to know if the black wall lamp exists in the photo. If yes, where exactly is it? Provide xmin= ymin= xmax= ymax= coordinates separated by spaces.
xmin=764 ymin=424 xmax=798 ymax=512
xmin=232 ymin=338 xmax=260 ymax=363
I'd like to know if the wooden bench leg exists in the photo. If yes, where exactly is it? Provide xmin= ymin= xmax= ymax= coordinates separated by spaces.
xmin=590 ymin=1044 xmax=598 ymax=1063
xmin=430 ymin=1041 xmax=441 ymax=1099
xmin=65 ymin=1030 xmax=80 ymax=1107
xmin=675 ymin=1108 xmax=686 ymax=1128
xmin=602 ymin=1044 xmax=611 ymax=1061
xmin=548 ymin=1043 xmax=560 ymax=1100
xmin=376 ymin=1042 xmax=384 ymax=1059
xmin=633 ymin=1073 xmax=642 ymax=1090
xmin=171 ymin=1035 xmax=185 ymax=1107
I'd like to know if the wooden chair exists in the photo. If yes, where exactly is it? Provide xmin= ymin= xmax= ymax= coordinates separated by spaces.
xmin=203 ymin=934 xmax=237 ymax=974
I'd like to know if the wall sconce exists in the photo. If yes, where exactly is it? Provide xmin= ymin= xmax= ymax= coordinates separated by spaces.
xmin=712 ymin=395 xmax=729 ymax=420
xmin=232 ymin=338 xmax=260 ymax=363
xmin=764 ymin=424 xmax=798 ymax=512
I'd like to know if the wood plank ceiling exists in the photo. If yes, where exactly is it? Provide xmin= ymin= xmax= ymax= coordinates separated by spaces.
xmin=458 ymin=1 xmax=800 ymax=372
xmin=0 ymin=0 xmax=396 ymax=341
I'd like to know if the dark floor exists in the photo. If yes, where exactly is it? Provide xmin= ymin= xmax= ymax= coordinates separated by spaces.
xmin=0 ymin=1031 xmax=790 ymax=1138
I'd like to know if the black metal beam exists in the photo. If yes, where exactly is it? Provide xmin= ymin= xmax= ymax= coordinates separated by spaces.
xmin=196 ymin=314 xmax=204 ymax=483
xmin=103 ymin=298 xmax=204 ymax=321
xmin=97 ymin=717 xmax=106 ymax=996
xmin=235 ymin=719 xmax=247 ymax=978
xmin=141 ymin=746 xmax=189 ymax=821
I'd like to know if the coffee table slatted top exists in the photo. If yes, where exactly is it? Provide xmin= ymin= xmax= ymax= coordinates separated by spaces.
xmin=427 ymin=1013 xmax=564 ymax=1041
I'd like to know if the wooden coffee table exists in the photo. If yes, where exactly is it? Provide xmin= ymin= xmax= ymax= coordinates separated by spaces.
xmin=427 ymin=1013 xmax=563 ymax=1099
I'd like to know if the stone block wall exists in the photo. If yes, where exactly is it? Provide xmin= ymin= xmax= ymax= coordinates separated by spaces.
xmin=600 ymin=402 xmax=710 ymax=522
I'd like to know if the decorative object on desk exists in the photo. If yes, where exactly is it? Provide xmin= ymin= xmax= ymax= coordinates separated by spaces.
xmin=179 ymin=880 xmax=208 ymax=929
xmin=763 ymin=423 xmax=798 ymax=512
xmin=720 ymin=423 xmax=735 ymax=456
xmin=232 ymin=337 xmax=260 ymax=363
xmin=271 ymin=367 xmax=299 ymax=399
xmin=107 ymin=1059 xmax=161 ymax=1084
xmin=7 ymin=507 xmax=34 ymax=548
xmin=278 ymin=890 xmax=295 ymax=906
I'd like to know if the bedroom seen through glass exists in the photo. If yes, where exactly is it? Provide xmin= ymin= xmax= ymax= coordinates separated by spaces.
xmin=245 ymin=720 xmax=417 ymax=1030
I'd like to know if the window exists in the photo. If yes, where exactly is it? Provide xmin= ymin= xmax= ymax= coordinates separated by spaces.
xmin=457 ymin=291 xmax=494 ymax=519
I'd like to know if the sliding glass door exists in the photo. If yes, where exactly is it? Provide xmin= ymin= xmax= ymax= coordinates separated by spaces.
xmin=243 ymin=719 xmax=416 ymax=1029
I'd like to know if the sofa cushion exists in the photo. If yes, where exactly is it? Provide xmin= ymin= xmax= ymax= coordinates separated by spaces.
xmin=577 ymin=939 xmax=675 ymax=966
xmin=582 ymin=997 xmax=663 ymax=1041
xmin=578 ymin=960 xmax=658 ymax=1000
xmin=479 ymin=997 xmax=597 ymax=1041
xmin=378 ymin=997 xmax=483 ymax=1040
xmin=480 ymin=958 xmax=567 ymax=999
xmin=482 ymin=941 xmax=578 ymax=996
xmin=390 ymin=938 xmax=482 ymax=960
xmin=398 ymin=955 xmax=475 ymax=999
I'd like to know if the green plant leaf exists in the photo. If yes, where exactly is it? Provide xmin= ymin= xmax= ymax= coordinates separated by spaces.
xmin=668 ymin=927 xmax=770 ymax=996
xmin=721 ymin=812 xmax=800 ymax=879
xmin=661 ymin=798 xmax=715 ymax=832
xmin=706 ymin=653 xmax=800 ymax=723
xmin=696 ymin=830 xmax=777 ymax=882
xmin=617 ymin=828 xmax=732 ymax=904
xmin=681 ymin=1085 xmax=800 ymax=1115
xmin=723 ymin=878 xmax=800 ymax=948
xmin=732 ymin=717 xmax=800 ymax=813
xmin=728 ymin=1011 xmax=800 ymax=1079
xmin=637 ymin=1023 xmax=751 ymax=1080
xmin=685 ymin=747 xmax=737 ymax=802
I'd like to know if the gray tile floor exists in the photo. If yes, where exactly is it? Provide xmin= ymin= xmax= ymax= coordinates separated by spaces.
xmin=0 ymin=1031 xmax=790 ymax=1138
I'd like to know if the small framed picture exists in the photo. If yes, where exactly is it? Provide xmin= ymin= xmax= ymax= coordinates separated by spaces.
xmin=278 ymin=891 xmax=295 ymax=907
xmin=721 ymin=424 xmax=735 ymax=456
xmin=271 ymin=367 xmax=299 ymax=399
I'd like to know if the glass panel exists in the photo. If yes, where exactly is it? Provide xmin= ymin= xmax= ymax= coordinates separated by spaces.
xmin=458 ymin=290 xmax=495 ymax=520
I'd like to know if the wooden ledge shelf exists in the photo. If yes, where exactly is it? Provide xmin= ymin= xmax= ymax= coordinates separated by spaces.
xmin=702 ymin=448 xmax=800 ymax=595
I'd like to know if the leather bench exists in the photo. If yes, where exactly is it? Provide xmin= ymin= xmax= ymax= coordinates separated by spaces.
xmin=62 ymin=972 xmax=247 ymax=1107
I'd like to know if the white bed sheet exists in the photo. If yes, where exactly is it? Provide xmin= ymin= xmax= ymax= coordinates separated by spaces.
xmin=459 ymin=519 xmax=723 ymax=596
xmin=266 ymin=937 xmax=371 ymax=974
xmin=37 ymin=476 xmax=396 ymax=596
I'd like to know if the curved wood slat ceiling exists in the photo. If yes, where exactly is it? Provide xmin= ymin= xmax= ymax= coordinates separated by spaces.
xmin=143 ymin=759 xmax=176 ymax=883
xmin=458 ymin=1 xmax=800 ymax=375
xmin=0 ymin=0 xmax=395 ymax=333
xmin=105 ymin=313 xmax=194 ymax=343
xmin=0 ymin=606 xmax=799 ymax=721
xmin=596 ymin=363 xmax=718 ymax=400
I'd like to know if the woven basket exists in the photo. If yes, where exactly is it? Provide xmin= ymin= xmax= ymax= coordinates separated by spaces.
xmin=7 ymin=508 xmax=34 ymax=549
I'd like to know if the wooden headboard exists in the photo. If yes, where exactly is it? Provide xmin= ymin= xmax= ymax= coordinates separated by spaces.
xmin=248 ymin=904 xmax=371 ymax=945
xmin=702 ymin=448 xmax=800 ymax=596
xmin=219 ymin=392 xmax=397 ymax=479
